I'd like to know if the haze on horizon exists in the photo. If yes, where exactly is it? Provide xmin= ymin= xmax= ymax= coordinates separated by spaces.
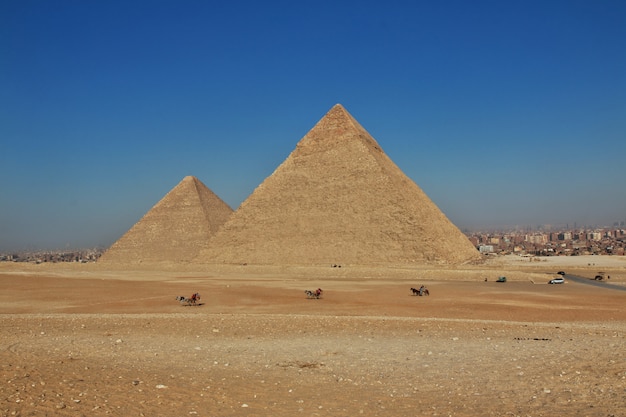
xmin=1 ymin=1 xmax=625 ymax=252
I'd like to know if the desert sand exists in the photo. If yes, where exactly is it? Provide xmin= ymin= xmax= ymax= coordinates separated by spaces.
xmin=1 ymin=255 xmax=625 ymax=416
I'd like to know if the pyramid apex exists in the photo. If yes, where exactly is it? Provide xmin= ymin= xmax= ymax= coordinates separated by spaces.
xmin=294 ymin=103 xmax=381 ymax=153
xmin=328 ymin=103 xmax=349 ymax=115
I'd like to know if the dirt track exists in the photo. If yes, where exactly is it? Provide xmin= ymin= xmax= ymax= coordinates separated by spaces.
xmin=1 ymin=257 xmax=625 ymax=416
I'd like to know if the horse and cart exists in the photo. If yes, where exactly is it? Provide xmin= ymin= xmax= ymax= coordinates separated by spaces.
xmin=305 ymin=288 xmax=323 ymax=299
xmin=410 ymin=286 xmax=429 ymax=296
xmin=176 ymin=293 xmax=201 ymax=306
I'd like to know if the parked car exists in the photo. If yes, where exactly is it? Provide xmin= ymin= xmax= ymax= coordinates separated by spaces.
xmin=557 ymin=271 xmax=565 ymax=275
xmin=496 ymin=276 xmax=507 ymax=283
xmin=549 ymin=277 xmax=565 ymax=284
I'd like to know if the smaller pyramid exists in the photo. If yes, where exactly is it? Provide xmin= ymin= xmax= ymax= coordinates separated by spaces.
xmin=99 ymin=176 xmax=233 ymax=264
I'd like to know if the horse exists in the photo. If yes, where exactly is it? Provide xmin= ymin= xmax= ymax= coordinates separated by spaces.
xmin=176 ymin=295 xmax=190 ymax=305
xmin=410 ymin=287 xmax=420 ymax=296
xmin=305 ymin=288 xmax=323 ymax=299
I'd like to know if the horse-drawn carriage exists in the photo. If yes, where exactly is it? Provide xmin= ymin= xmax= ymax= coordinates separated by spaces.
xmin=176 ymin=293 xmax=201 ymax=306
xmin=411 ymin=286 xmax=429 ymax=296
xmin=305 ymin=288 xmax=323 ymax=299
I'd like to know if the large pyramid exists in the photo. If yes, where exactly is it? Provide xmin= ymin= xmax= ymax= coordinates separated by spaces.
xmin=198 ymin=104 xmax=480 ymax=266
xmin=100 ymin=176 xmax=233 ymax=264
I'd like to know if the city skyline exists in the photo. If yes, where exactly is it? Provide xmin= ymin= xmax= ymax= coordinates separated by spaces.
xmin=1 ymin=1 xmax=625 ymax=251
xmin=2 ymin=223 xmax=624 ymax=258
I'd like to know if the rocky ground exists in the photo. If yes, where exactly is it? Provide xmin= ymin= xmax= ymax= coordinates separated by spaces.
xmin=1 ymin=255 xmax=625 ymax=417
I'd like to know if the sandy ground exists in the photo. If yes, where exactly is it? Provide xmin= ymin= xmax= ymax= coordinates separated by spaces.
xmin=1 ymin=255 xmax=625 ymax=417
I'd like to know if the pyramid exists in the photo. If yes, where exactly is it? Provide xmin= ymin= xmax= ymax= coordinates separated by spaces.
xmin=198 ymin=104 xmax=480 ymax=266
xmin=100 ymin=176 xmax=233 ymax=264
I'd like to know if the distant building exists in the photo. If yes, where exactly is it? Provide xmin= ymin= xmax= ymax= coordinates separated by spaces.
xmin=558 ymin=232 xmax=572 ymax=241
xmin=526 ymin=234 xmax=547 ymax=244
xmin=587 ymin=232 xmax=602 ymax=241
xmin=478 ymin=245 xmax=494 ymax=253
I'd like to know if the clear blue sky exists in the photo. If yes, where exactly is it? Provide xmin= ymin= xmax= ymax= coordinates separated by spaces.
xmin=1 ymin=0 xmax=625 ymax=251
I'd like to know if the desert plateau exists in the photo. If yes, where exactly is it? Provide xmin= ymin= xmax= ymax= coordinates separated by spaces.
xmin=1 ymin=255 xmax=625 ymax=417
